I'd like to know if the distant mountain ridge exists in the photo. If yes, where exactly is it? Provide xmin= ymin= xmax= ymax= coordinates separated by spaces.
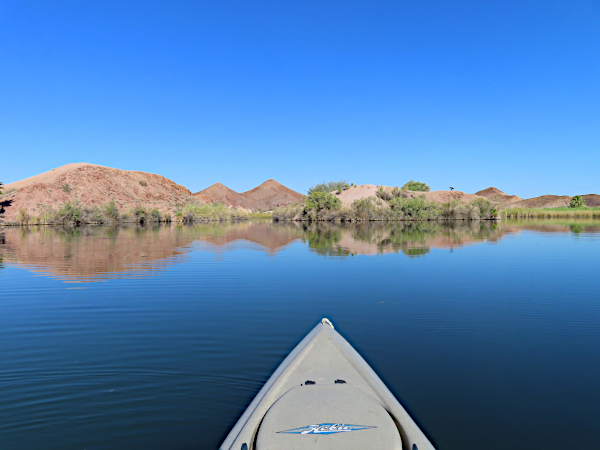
xmin=474 ymin=187 xmax=600 ymax=208
xmin=193 ymin=179 xmax=304 ymax=211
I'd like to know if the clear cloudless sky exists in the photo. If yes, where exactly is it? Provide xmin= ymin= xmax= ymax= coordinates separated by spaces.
xmin=1 ymin=0 xmax=598 ymax=197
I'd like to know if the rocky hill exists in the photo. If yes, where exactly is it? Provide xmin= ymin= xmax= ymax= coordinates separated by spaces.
xmin=194 ymin=183 xmax=259 ymax=210
xmin=0 ymin=163 xmax=195 ymax=221
xmin=193 ymin=179 xmax=303 ymax=211
xmin=333 ymin=184 xmax=488 ymax=208
xmin=509 ymin=194 xmax=600 ymax=208
xmin=242 ymin=179 xmax=304 ymax=210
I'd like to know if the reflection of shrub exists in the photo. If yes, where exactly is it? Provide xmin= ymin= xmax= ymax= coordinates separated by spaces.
xmin=570 ymin=196 xmax=585 ymax=208
xmin=303 ymin=226 xmax=346 ymax=256
xmin=570 ymin=224 xmax=586 ymax=233
xmin=402 ymin=247 xmax=430 ymax=258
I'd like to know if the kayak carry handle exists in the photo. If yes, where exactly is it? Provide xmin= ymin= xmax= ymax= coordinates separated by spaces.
xmin=321 ymin=318 xmax=334 ymax=328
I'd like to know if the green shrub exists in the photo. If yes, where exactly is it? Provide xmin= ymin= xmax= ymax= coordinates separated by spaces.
xmin=104 ymin=201 xmax=120 ymax=221
xmin=132 ymin=205 xmax=147 ymax=223
xmin=38 ymin=205 xmax=54 ymax=224
xmin=17 ymin=208 xmax=30 ymax=225
xmin=272 ymin=203 xmax=303 ymax=221
xmin=55 ymin=202 xmax=82 ymax=224
xmin=570 ymin=195 xmax=585 ymax=208
xmin=376 ymin=186 xmax=392 ymax=201
xmin=389 ymin=196 xmax=440 ymax=220
xmin=150 ymin=208 xmax=161 ymax=221
xmin=0 ymin=181 xmax=3 ymax=195
xmin=401 ymin=180 xmax=430 ymax=192
xmin=304 ymin=192 xmax=342 ymax=213
xmin=139 ymin=180 xmax=147 ymax=187
xmin=308 ymin=180 xmax=349 ymax=195
xmin=351 ymin=198 xmax=383 ymax=220
xmin=61 ymin=183 xmax=71 ymax=192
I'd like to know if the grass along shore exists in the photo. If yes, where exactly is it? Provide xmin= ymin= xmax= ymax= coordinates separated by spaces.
xmin=503 ymin=207 xmax=600 ymax=219
xmin=0 ymin=200 xmax=248 ymax=227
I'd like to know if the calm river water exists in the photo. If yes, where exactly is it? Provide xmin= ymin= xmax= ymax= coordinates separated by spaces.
xmin=1 ymin=220 xmax=599 ymax=450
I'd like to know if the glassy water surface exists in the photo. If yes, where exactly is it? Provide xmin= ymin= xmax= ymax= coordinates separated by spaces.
xmin=1 ymin=220 xmax=599 ymax=449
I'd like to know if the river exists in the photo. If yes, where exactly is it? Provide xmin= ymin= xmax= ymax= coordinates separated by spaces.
xmin=1 ymin=219 xmax=599 ymax=449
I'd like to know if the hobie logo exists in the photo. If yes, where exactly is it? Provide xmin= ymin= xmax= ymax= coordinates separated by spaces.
xmin=278 ymin=423 xmax=376 ymax=435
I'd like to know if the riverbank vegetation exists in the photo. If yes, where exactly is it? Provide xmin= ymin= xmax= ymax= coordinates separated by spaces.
xmin=503 ymin=206 xmax=600 ymax=219
xmin=274 ymin=182 xmax=498 ymax=222
xmin=1 ymin=200 xmax=248 ymax=227
xmin=307 ymin=179 xmax=351 ymax=196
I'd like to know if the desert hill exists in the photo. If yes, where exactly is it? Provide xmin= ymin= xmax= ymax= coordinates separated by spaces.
xmin=0 ymin=163 xmax=194 ymax=221
xmin=194 ymin=183 xmax=258 ymax=210
xmin=509 ymin=194 xmax=600 ymax=208
xmin=243 ymin=179 xmax=304 ymax=209
xmin=333 ymin=184 xmax=488 ymax=207
xmin=475 ymin=187 xmax=523 ymax=205
xmin=193 ymin=179 xmax=303 ymax=211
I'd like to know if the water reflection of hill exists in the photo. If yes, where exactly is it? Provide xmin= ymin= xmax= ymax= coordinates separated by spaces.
xmin=191 ymin=221 xmax=303 ymax=253
xmin=0 ymin=222 xmax=304 ymax=282
xmin=1 ymin=219 xmax=598 ymax=281
xmin=0 ymin=225 xmax=193 ymax=282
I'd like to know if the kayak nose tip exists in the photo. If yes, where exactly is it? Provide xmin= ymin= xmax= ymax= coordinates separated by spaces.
xmin=321 ymin=318 xmax=334 ymax=328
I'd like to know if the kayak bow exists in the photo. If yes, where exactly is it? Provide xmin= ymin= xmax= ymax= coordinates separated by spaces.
xmin=220 ymin=318 xmax=435 ymax=450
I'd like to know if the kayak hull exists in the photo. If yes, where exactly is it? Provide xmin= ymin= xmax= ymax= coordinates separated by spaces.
xmin=220 ymin=319 xmax=435 ymax=450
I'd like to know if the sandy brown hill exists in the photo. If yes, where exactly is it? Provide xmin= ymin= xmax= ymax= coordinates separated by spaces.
xmin=509 ymin=195 xmax=572 ymax=208
xmin=193 ymin=179 xmax=303 ymax=211
xmin=243 ymin=179 xmax=304 ymax=210
xmin=333 ymin=184 xmax=488 ymax=207
xmin=0 ymin=163 xmax=194 ymax=221
xmin=475 ymin=187 xmax=523 ymax=205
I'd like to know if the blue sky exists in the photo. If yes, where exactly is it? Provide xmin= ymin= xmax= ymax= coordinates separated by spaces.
xmin=1 ymin=0 xmax=598 ymax=197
